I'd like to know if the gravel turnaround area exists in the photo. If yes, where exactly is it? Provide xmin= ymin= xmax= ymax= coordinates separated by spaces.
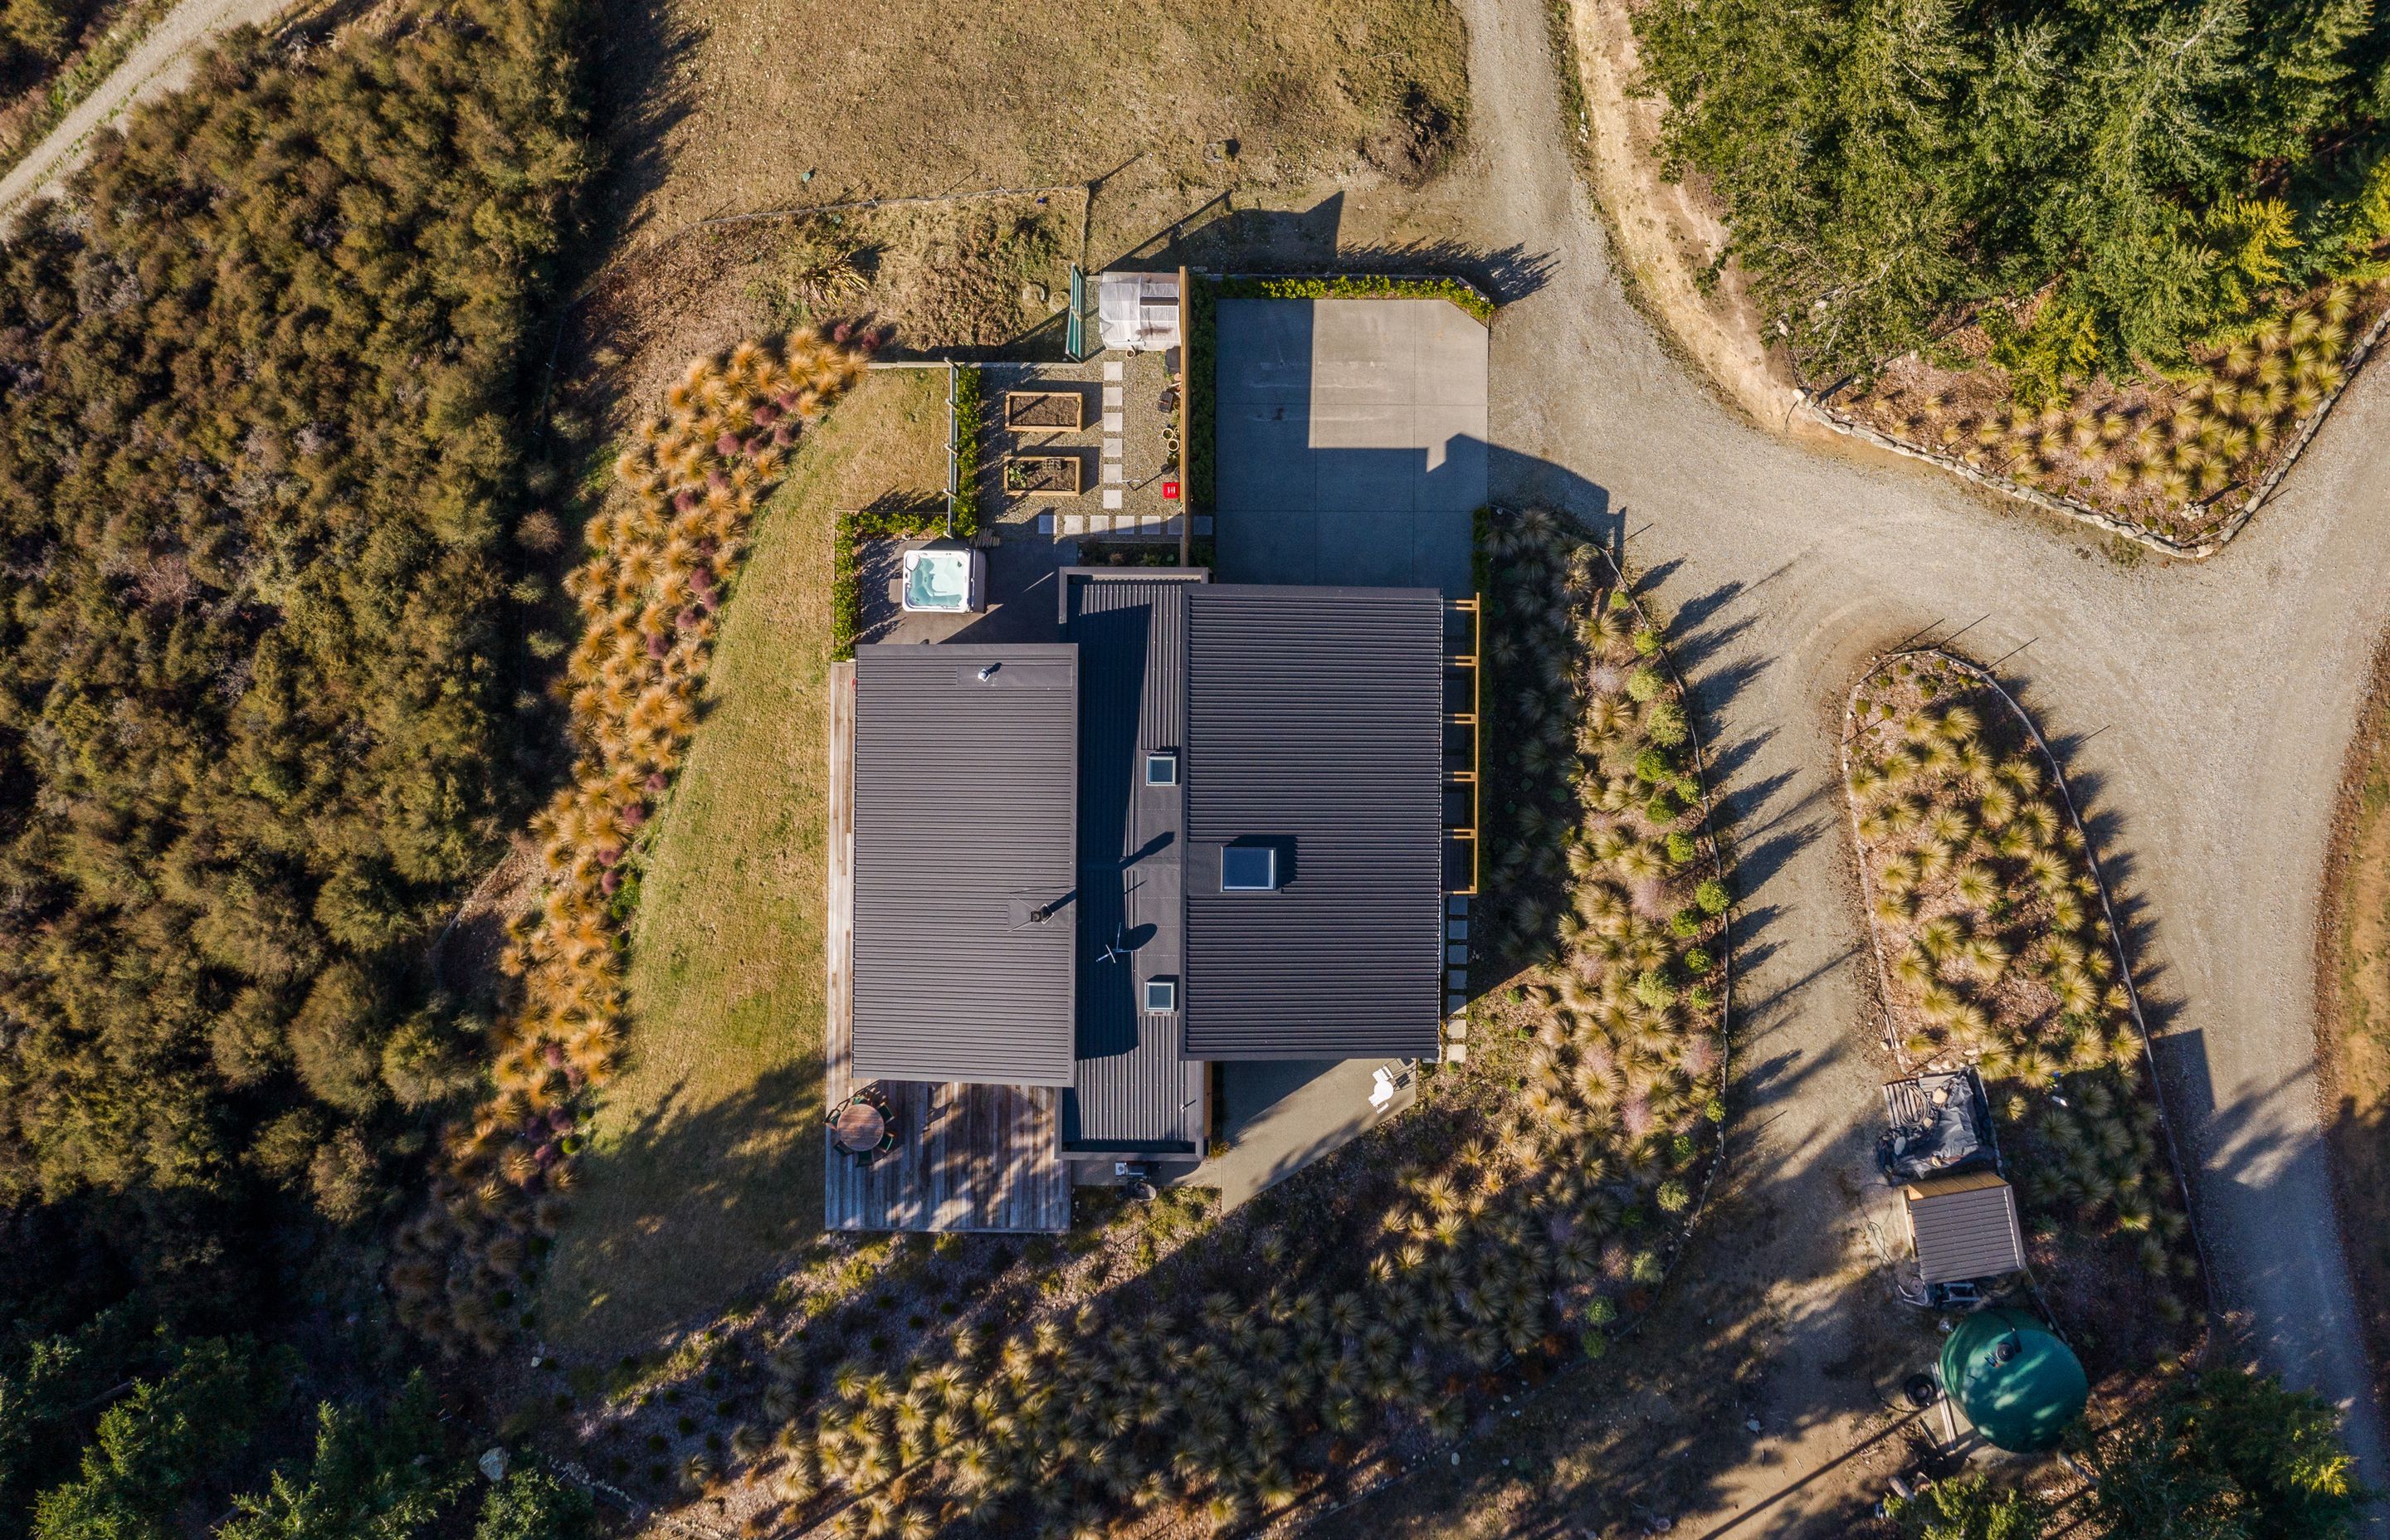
xmin=1435 ymin=0 xmax=2390 ymax=1528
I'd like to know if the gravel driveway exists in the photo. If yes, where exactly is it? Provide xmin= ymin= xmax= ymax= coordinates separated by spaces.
xmin=0 ymin=0 xmax=291 ymax=227
xmin=5 ymin=0 xmax=2382 ymax=1522
xmin=1445 ymin=0 xmax=2390 ymax=1527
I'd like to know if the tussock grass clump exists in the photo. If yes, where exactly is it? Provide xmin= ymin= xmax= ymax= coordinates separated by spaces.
xmin=1846 ymin=652 xmax=2200 ymax=1359
xmin=1837 ymin=281 xmax=2387 ymax=546
xmin=700 ymin=510 xmax=1733 ymax=1538
xmin=390 ymin=327 xmax=878 ymax=1356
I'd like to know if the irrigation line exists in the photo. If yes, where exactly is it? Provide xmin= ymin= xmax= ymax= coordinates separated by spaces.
xmin=1848 ymin=648 xmax=2221 ymax=1320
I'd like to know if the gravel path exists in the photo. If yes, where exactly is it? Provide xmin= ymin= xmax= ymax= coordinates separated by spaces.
xmin=0 ymin=0 xmax=291 ymax=227
xmin=1449 ymin=0 xmax=2390 ymax=1526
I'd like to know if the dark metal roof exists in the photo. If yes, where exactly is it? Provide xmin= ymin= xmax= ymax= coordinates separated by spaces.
xmin=1062 ymin=575 xmax=1207 ymax=1153
xmin=851 ymin=645 xmax=1077 ymax=1086
xmin=1905 ymin=1172 xmax=2028 ymax=1284
xmin=1181 ymin=586 xmax=1446 ymax=1060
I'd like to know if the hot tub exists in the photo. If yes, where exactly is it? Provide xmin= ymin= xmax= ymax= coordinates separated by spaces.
xmin=900 ymin=547 xmax=985 ymax=613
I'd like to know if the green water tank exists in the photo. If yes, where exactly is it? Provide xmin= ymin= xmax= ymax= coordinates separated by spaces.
xmin=1939 ymin=1308 xmax=2088 ymax=1453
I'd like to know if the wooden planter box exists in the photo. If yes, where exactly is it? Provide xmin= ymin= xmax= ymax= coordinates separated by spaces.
xmin=1005 ymin=389 xmax=1085 ymax=431
xmin=1003 ymin=454 xmax=1083 ymax=496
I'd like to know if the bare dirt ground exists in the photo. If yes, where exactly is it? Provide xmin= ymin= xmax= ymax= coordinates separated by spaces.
xmin=1565 ymin=0 xmax=1804 ymax=436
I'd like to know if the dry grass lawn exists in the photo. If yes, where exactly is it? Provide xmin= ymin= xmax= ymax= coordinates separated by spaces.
xmin=608 ymin=0 xmax=1467 ymax=238
xmin=534 ymin=369 xmax=947 ymax=1356
xmin=568 ymin=0 xmax=1471 ymax=366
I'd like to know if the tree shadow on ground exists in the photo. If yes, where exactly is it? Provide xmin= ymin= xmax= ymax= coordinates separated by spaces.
xmin=1090 ymin=190 xmax=1559 ymax=311
xmin=539 ymin=1055 xmax=825 ymax=1357
xmin=582 ymin=0 xmax=703 ymax=251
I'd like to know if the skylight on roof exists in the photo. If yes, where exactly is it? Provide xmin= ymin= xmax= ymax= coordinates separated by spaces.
xmin=1222 ymin=846 xmax=1277 ymax=892
xmin=1144 ymin=978 xmax=1178 ymax=1013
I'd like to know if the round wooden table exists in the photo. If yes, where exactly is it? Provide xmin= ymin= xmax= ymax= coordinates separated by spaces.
xmin=832 ymin=1101 xmax=887 ymax=1154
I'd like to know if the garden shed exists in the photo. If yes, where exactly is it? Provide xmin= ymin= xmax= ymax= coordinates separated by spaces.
xmin=1903 ymin=1169 xmax=2027 ymax=1284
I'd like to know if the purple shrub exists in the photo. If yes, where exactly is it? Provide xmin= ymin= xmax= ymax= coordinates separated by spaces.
xmin=715 ymin=432 xmax=741 ymax=457
xmin=646 ymin=633 xmax=668 ymax=659
xmin=674 ymin=490 xmax=699 ymax=514
xmin=646 ymin=772 xmax=669 ymax=794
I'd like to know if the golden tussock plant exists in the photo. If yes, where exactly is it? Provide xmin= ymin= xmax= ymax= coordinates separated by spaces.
xmin=765 ymin=514 xmax=1731 ymax=1535
xmin=390 ymin=326 xmax=880 ymax=1356
xmin=1846 ymin=651 xmax=2196 ymax=1315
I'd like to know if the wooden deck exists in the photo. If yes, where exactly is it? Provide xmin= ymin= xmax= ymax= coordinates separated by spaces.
xmin=824 ymin=660 xmax=1071 ymax=1233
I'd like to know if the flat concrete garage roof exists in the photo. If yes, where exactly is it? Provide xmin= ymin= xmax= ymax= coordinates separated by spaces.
xmin=1213 ymin=297 xmax=1487 ymax=597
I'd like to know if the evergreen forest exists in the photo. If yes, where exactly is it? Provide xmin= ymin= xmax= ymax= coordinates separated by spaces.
xmin=1634 ymin=0 xmax=2390 ymax=392
xmin=0 ymin=0 xmax=589 ymax=1522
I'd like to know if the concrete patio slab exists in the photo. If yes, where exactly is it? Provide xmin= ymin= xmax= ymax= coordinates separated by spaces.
xmin=1213 ymin=297 xmax=1488 ymax=596
xmin=1188 ymin=1056 xmax=1418 ymax=1210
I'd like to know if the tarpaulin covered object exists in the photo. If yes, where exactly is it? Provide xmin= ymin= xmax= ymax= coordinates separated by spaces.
xmin=1097 ymin=272 xmax=1181 ymax=351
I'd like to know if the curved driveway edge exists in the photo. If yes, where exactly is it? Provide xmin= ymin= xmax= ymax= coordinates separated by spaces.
xmin=1459 ymin=0 xmax=2390 ymax=1525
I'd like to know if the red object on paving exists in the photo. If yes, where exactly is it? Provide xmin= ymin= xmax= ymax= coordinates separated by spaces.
xmin=1163 ymin=480 xmax=1180 ymax=500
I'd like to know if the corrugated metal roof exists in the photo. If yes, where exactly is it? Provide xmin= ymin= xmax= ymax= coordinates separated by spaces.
xmin=851 ymin=645 xmax=1077 ymax=1086
xmin=1905 ymin=1172 xmax=2028 ymax=1284
xmin=1181 ymin=586 xmax=1446 ymax=1060
xmin=1062 ymin=575 xmax=1207 ymax=1153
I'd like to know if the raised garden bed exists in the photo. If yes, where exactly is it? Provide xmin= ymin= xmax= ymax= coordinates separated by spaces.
xmin=1003 ymin=387 xmax=1084 ymax=431
xmin=1002 ymin=452 xmax=1081 ymax=495
xmin=1844 ymin=650 xmax=2204 ymax=1372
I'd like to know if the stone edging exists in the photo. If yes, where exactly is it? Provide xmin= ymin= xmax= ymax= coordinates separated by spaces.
xmin=1841 ymin=648 xmax=2218 ymax=1313
xmin=1800 ymin=300 xmax=2390 ymax=563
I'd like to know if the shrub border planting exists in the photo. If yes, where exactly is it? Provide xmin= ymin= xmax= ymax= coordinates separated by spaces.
xmin=1474 ymin=504 xmax=1738 ymax=1314
xmin=1841 ymin=648 xmax=2213 ymax=1309
xmin=1210 ymin=271 xmax=1497 ymax=325
xmin=949 ymin=362 xmax=983 ymax=538
xmin=829 ymin=504 xmax=947 ymax=662
xmin=1798 ymin=298 xmax=2390 ymax=562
